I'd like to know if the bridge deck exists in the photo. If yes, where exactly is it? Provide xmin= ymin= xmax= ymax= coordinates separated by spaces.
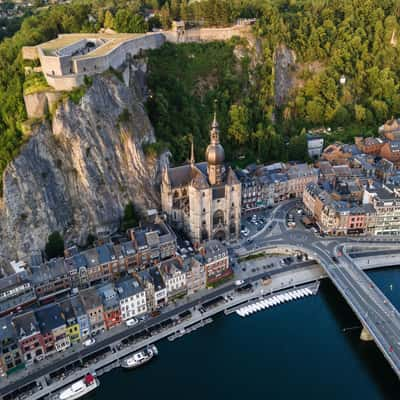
xmin=323 ymin=250 xmax=400 ymax=377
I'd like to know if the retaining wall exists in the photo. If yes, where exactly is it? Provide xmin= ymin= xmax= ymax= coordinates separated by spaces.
xmin=24 ymin=91 xmax=63 ymax=119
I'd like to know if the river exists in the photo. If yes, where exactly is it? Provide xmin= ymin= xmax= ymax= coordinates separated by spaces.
xmin=90 ymin=267 xmax=400 ymax=399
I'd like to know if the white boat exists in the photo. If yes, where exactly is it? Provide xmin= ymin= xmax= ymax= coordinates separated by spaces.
xmin=305 ymin=288 xmax=312 ymax=295
xmin=261 ymin=300 xmax=269 ymax=308
xmin=242 ymin=306 xmax=251 ymax=316
xmin=58 ymin=374 xmax=99 ymax=400
xmin=121 ymin=345 xmax=158 ymax=369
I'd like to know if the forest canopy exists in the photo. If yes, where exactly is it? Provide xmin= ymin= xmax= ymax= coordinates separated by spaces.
xmin=1 ymin=0 xmax=400 ymax=188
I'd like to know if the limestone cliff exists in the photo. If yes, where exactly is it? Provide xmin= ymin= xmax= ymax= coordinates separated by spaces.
xmin=274 ymin=44 xmax=297 ymax=107
xmin=0 ymin=73 xmax=167 ymax=260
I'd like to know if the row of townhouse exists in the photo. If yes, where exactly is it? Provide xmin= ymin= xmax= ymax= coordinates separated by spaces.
xmin=303 ymin=181 xmax=400 ymax=236
xmin=0 ymin=219 xmax=177 ymax=316
xmin=303 ymin=183 xmax=374 ymax=235
xmin=237 ymin=162 xmax=318 ymax=213
xmin=0 ymin=240 xmax=231 ymax=375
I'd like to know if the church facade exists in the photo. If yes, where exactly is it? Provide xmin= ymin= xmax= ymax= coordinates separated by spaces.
xmin=161 ymin=114 xmax=242 ymax=245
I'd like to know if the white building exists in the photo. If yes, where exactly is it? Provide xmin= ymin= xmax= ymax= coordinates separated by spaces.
xmin=137 ymin=267 xmax=168 ymax=311
xmin=307 ymin=134 xmax=324 ymax=158
xmin=116 ymin=278 xmax=147 ymax=320
xmin=183 ymin=257 xmax=206 ymax=295
xmin=159 ymin=258 xmax=187 ymax=298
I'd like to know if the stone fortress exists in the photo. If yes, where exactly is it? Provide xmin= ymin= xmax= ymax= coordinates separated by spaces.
xmin=22 ymin=21 xmax=253 ymax=92
xmin=22 ymin=32 xmax=166 ymax=91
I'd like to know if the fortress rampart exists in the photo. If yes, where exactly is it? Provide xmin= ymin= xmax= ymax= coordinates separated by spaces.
xmin=22 ymin=24 xmax=253 ymax=92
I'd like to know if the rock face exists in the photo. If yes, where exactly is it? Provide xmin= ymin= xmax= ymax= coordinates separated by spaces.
xmin=24 ymin=91 xmax=63 ymax=119
xmin=274 ymin=44 xmax=297 ymax=107
xmin=0 ymin=73 xmax=167 ymax=260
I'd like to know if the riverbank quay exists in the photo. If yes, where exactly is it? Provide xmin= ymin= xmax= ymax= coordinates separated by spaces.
xmin=1 ymin=248 xmax=399 ymax=400
xmin=1 ymin=262 xmax=324 ymax=400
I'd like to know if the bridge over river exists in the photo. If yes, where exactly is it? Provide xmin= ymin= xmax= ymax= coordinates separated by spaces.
xmin=238 ymin=199 xmax=400 ymax=378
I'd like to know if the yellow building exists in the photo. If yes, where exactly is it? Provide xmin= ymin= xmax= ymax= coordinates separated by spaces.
xmin=60 ymin=300 xmax=81 ymax=344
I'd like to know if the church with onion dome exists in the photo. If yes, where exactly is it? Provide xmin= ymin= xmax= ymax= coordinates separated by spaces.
xmin=161 ymin=111 xmax=242 ymax=245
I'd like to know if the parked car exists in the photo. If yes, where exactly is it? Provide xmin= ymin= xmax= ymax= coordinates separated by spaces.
xmin=151 ymin=310 xmax=161 ymax=318
xmin=125 ymin=318 xmax=138 ymax=327
xmin=83 ymin=338 xmax=96 ymax=347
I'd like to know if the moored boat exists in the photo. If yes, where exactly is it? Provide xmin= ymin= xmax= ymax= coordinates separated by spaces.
xmin=57 ymin=373 xmax=99 ymax=400
xmin=121 ymin=345 xmax=158 ymax=369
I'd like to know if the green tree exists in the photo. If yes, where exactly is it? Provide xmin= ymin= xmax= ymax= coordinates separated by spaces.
xmin=228 ymin=104 xmax=249 ymax=145
xmin=45 ymin=232 xmax=64 ymax=259
xmin=114 ymin=10 xmax=148 ymax=33
xmin=180 ymin=0 xmax=188 ymax=21
xmin=122 ymin=202 xmax=140 ymax=231
xmin=354 ymin=104 xmax=367 ymax=123
xmin=170 ymin=0 xmax=180 ymax=20
xmin=288 ymin=132 xmax=308 ymax=161
xmin=104 ymin=10 xmax=115 ymax=29
xmin=160 ymin=3 xmax=171 ymax=29
xmin=86 ymin=233 xmax=97 ymax=248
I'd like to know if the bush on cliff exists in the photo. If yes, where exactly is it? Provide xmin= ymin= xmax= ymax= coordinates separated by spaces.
xmin=45 ymin=231 xmax=64 ymax=259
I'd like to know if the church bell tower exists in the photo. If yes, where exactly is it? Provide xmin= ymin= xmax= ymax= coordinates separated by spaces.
xmin=206 ymin=111 xmax=225 ymax=186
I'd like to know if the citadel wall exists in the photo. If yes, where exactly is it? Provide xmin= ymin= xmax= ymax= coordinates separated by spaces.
xmin=23 ymin=25 xmax=252 ymax=94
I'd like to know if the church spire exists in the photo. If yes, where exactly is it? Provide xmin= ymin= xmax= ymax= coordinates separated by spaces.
xmin=210 ymin=100 xmax=220 ymax=144
xmin=163 ymin=165 xmax=170 ymax=186
xmin=190 ymin=136 xmax=195 ymax=165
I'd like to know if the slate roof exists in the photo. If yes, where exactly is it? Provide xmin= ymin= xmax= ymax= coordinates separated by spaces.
xmin=115 ymin=278 xmax=144 ymax=299
xmin=12 ymin=312 xmax=40 ymax=339
xmin=59 ymin=299 xmax=77 ymax=324
xmin=35 ymin=304 xmax=65 ymax=333
xmin=80 ymin=288 xmax=102 ymax=311
xmin=0 ymin=316 xmax=17 ymax=347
